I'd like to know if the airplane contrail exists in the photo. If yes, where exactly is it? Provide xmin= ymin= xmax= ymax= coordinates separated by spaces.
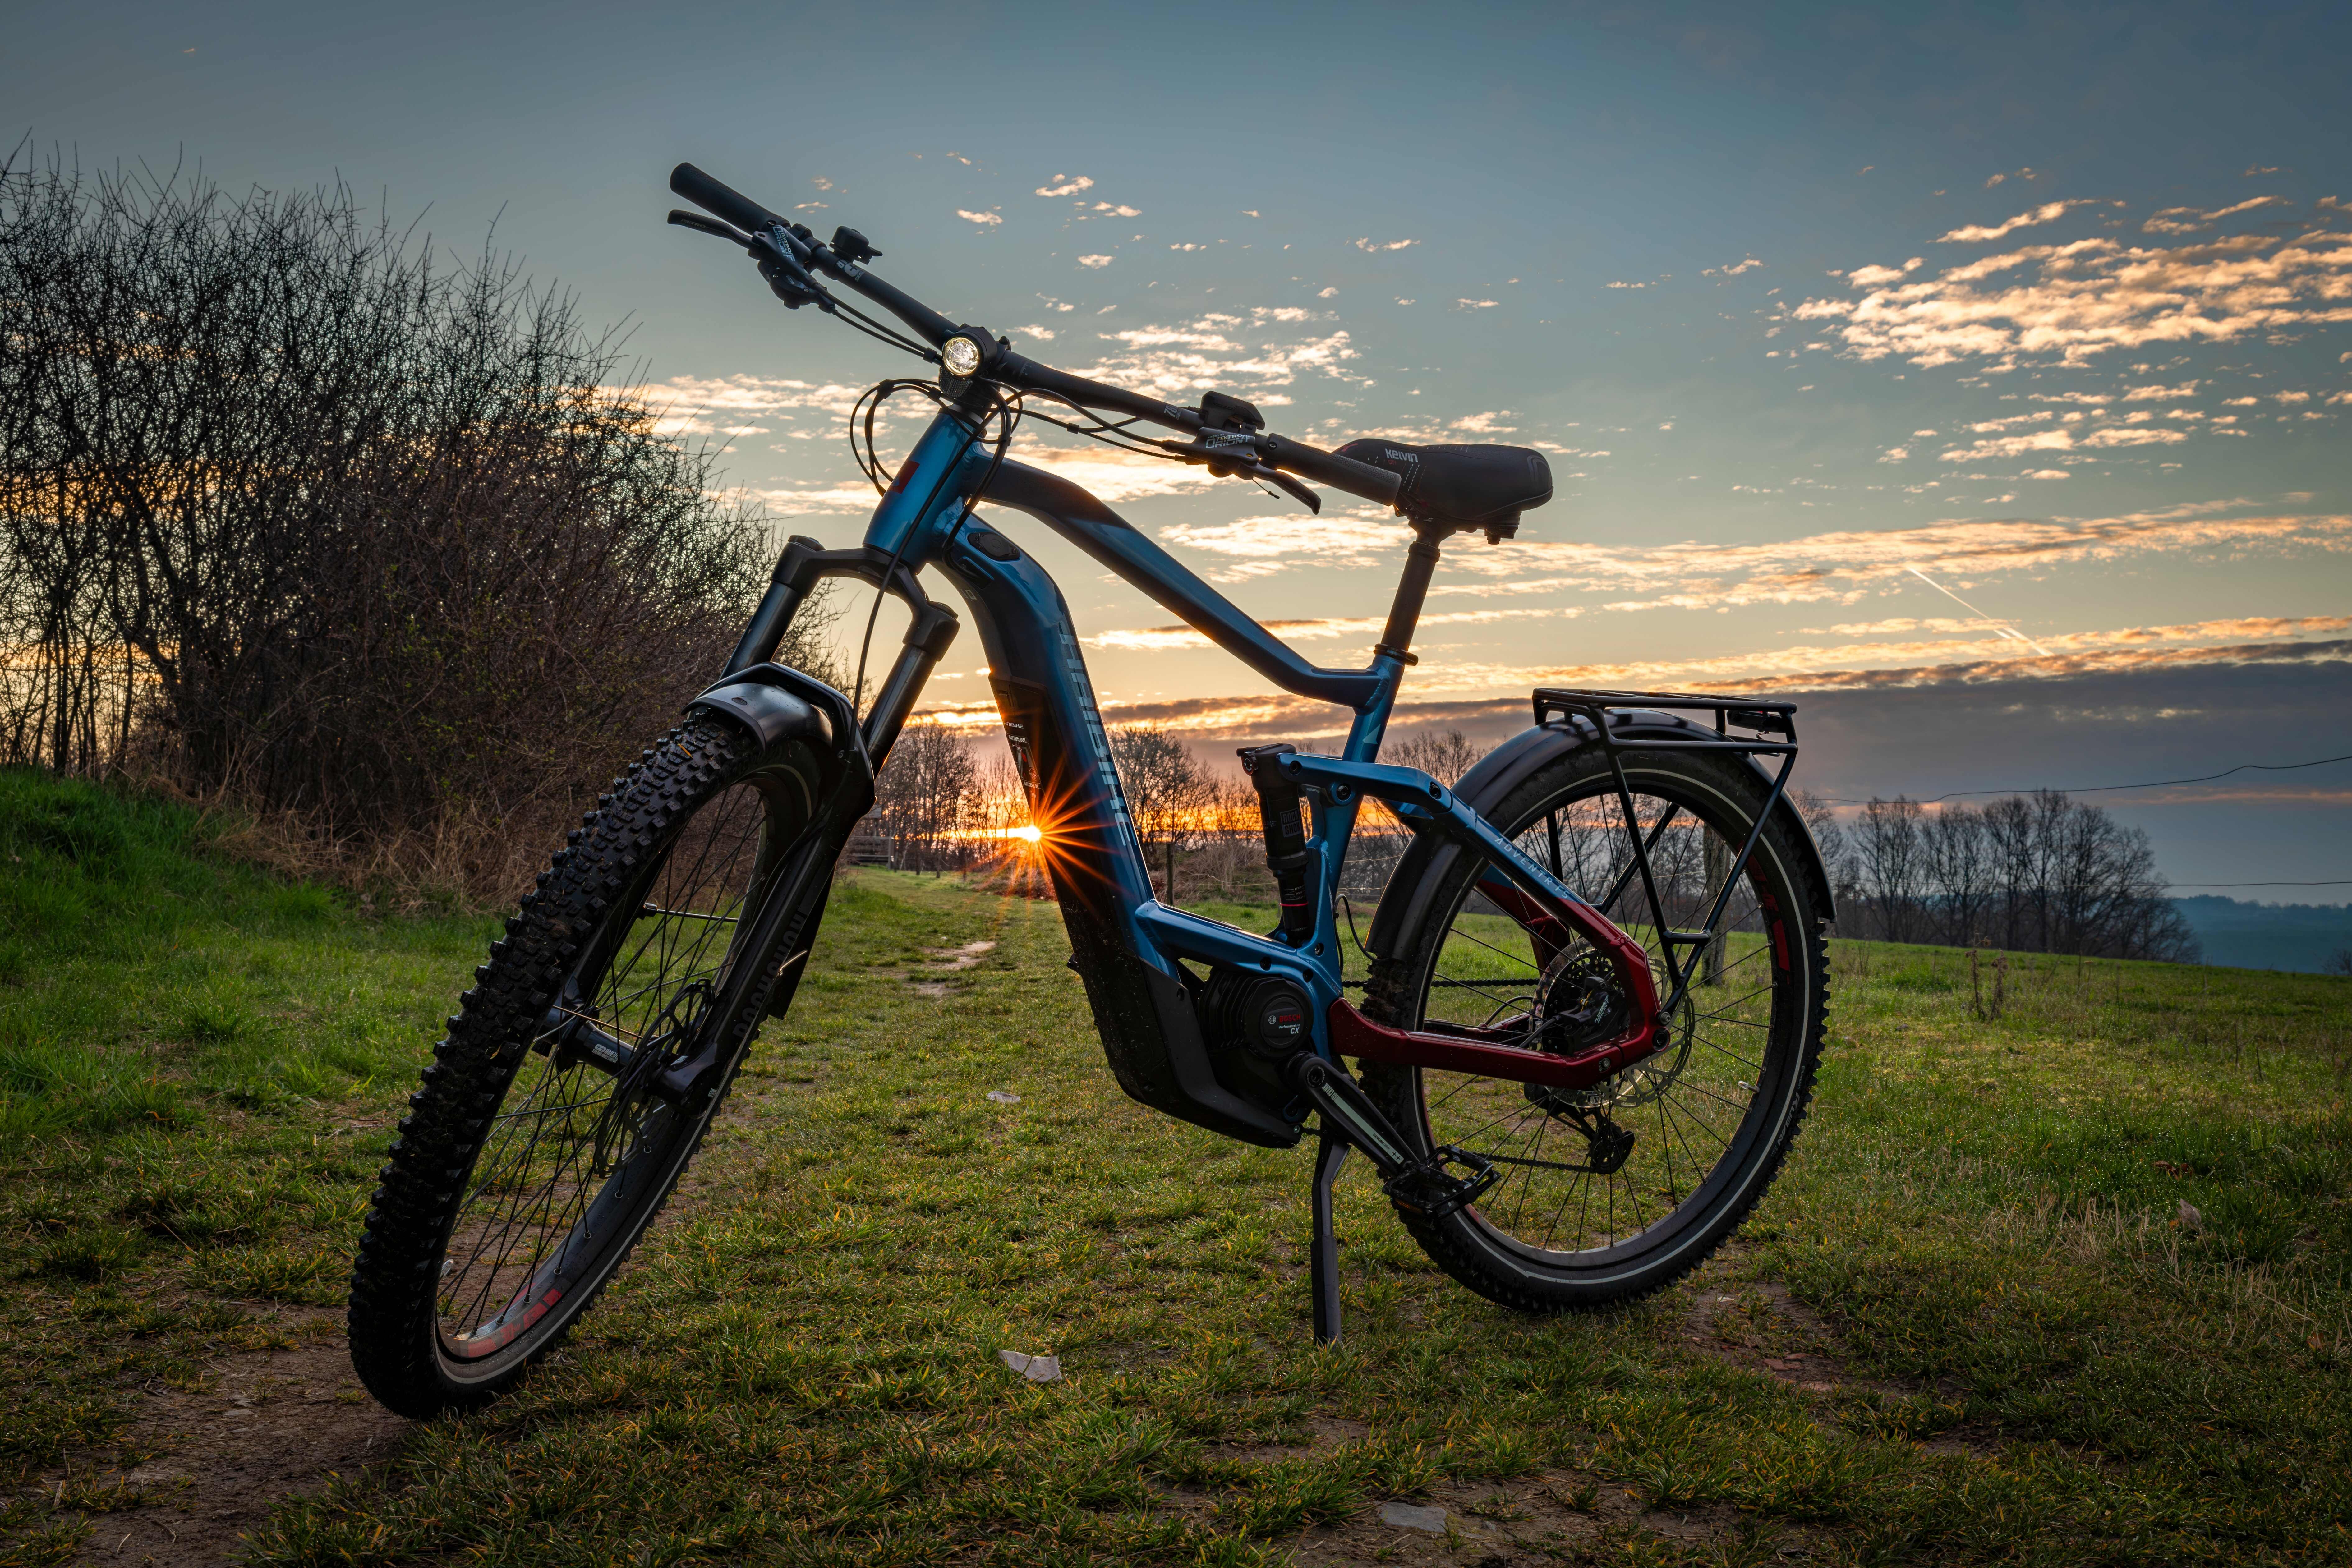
xmin=1905 ymin=565 xmax=2052 ymax=655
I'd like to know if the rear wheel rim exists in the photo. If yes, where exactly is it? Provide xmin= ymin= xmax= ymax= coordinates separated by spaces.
xmin=432 ymin=773 xmax=798 ymax=1373
xmin=1399 ymin=766 xmax=1801 ymax=1269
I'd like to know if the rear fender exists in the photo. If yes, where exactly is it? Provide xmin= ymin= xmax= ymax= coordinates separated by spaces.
xmin=1363 ymin=712 xmax=1834 ymax=963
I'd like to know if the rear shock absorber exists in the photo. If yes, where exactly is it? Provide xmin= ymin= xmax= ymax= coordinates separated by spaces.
xmin=1238 ymin=743 xmax=1316 ymax=947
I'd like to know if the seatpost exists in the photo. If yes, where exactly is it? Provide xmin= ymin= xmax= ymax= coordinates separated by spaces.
xmin=1373 ymin=526 xmax=1445 ymax=664
xmin=1237 ymin=744 xmax=1316 ymax=946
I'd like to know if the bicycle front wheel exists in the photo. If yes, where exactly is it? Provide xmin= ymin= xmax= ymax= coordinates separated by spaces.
xmin=1361 ymin=743 xmax=1829 ymax=1310
xmin=349 ymin=715 xmax=827 ymax=1417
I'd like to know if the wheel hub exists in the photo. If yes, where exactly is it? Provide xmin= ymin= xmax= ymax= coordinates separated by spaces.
xmin=1526 ymin=945 xmax=1695 ymax=1114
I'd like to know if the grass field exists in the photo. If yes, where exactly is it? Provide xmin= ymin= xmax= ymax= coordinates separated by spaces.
xmin=2 ymin=770 xmax=2348 ymax=1566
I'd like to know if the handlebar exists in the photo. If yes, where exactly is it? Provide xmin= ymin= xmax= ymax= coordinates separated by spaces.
xmin=669 ymin=163 xmax=788 ymax=240
xmin=668 ymin=162 xmax=1403 ymax=510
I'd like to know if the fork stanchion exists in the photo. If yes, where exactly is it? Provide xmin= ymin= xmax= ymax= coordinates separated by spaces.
xmin=1311 ymin=1131 xmax=1351 ymax=1344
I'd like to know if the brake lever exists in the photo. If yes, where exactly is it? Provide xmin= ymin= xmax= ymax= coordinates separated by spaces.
xmin=1258 ymin=465 xmax=1322 ymax=514
xmin=666 ymin=210 xmax=755 ymax=250
xmin=1153 ymin=437 xmax=1321 ymax=513
xmin=750 ymin=226 xmax=827 ymax=310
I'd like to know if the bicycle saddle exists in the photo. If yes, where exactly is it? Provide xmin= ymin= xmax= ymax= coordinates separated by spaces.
xmin=1335 ymin=439 xmax=1553 ymax=541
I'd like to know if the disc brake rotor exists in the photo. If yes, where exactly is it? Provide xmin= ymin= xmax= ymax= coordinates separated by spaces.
xmin=1527 ymin=945 xmax=1695 ymax=1114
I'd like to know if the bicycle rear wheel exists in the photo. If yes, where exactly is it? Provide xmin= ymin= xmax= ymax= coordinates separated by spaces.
xmin=1361 ymin=743 xmax=1829 ymax=1309
xmin=349 ymin=716 xmax=827 ymax=1417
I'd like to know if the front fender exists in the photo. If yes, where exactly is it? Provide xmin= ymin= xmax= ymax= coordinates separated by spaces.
xmin=1362 ymin=712 xmax=1835 ymax=962
xmin=687 ymin=662 xmax=876 ymax=819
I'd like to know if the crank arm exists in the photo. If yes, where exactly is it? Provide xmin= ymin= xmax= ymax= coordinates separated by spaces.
xmin=1286 ymin=1055 xmax=1414 ymax=1175
xmin=1285 ymin=1055 xmax=1503 ymax=1220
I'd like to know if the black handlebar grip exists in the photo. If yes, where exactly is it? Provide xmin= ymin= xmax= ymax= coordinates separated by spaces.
xmin=669 ymin=163 xmax=786 ymax=237
xmin=1260 ymin=435 xmax=1404 ymax=508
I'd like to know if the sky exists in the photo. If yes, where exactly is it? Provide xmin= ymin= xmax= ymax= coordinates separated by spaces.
xmin=11 ymin=0 xmax=2350 ymax=894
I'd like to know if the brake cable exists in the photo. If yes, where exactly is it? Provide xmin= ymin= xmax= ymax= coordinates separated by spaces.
xmin=846 ymin=383 xmax=1019 ymax=718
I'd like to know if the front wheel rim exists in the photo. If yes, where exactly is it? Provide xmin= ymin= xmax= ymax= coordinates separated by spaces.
xmin=431 ymin=771 xmax=800 ymax=1372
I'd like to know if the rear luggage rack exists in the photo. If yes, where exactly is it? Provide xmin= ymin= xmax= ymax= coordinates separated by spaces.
xmin=1532 ymin=686 xmax=1796 ymax=753
xmin=1529 ymin=687 xmax=1801 ymax=1013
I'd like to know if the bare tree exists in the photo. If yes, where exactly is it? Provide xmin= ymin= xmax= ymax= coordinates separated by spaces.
xmin=871 ymin=718 xmax=978 ymax=871
xmin=1922 ymin=804 xmax=1992 ymax=947
xmin=1789 ymin=789 xmax=1860 ymax=919
xmin=1187 ymin=771 xmax=1275 ymax=902
xmin=1388 ymin=726 xmax=1480 ymax=786
xmin=1858 ymin=797 xmax=1930 ymax=944
xmin=1109 ymin=724 xmax=1209 ymax=900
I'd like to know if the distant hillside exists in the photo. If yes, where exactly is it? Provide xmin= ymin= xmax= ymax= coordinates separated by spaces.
xmin=2172 ymin=895 xmax=2352 ymax=973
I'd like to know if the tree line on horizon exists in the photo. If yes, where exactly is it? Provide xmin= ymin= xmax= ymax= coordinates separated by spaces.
xmin=1816 ymin=790 xmax=2198 ymax=963
xmin=877 ymin=720 xmax=2200 ymax=965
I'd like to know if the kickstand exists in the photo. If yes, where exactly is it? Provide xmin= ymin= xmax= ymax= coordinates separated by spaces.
xmin=1310 ymin=1129 xmax=1351 ymax=1344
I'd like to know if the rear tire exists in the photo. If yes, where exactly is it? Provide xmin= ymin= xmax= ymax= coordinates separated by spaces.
xmin=348 ymin=716 xmax=825 ymax=1418
xmin=1360 ymin=744 xmax=1829 ymax=1311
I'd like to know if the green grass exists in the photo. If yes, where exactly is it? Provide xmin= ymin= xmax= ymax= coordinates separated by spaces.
xmin=2 ymin=773 xmax=2349 ymax=1565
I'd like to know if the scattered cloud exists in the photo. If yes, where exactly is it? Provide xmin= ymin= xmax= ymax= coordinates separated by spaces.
xmin=1936 ymin=423 xmax=2189 ymax=462
xmin=1087 ymin=634 xmax=2351 ymax=734
xmin=1156 ymin=513 xmax=1406 ymax=578
xmin=1352 ymin=237 xmax=1419 ymax=252
xmin=628 ymin=373 xmax=868 ymax=438
xmin=1703 ymin=258 xmax=1764 ymax=277
xmin=1077 ymin=254 xmax=1114 ymax=268
xmin=1059 ymin=312 xmax=1362 ymax=398
xmin=1457 ymin=298 xmax=1499 ymax=309
xmin=1936 ymin=200 xmax=2112 ymax=244
xmin=1843 ymin=259 xmax=1923 ymax=287
xmin=1411 ymin=508 xmax=2352 ymax=605
xmin=955 ymin=209 xmax=1002 ymax=227
xmin=1085 ymin=607 xmax=1565 ymax=652
xmin=1984 ymin=167 xmax=2041 ymax=188
xmin=1795 ymin=218 xmax=2352 ymax=369
xmin=2142 ymin=195 xmax=2290 ymax=235
xmin=1035 ymin=174 xmax=1093 ymax=197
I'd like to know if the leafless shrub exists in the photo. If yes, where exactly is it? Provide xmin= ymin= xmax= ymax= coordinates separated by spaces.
xmin=0 ymin=149 xmax=832 ymax=902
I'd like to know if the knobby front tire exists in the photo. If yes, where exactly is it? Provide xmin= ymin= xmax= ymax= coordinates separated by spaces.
xmin=348 ymin=716 xmax=823 ymax=1419
xmin=1361 ymin=743 xmax=1830 ymax=1312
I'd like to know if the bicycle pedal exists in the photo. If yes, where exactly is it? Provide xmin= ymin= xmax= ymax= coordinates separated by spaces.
xmin=1382 ymin=1146 xmax=1501 ymax=1220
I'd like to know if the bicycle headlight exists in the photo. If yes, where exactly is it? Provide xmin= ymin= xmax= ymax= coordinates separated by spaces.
xmin=941 ymin=335 xmax=983 ymax=379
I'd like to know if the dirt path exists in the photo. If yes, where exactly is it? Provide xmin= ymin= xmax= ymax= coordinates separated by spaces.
xmin=37 ymin=1314 xmax=406 ymax=1567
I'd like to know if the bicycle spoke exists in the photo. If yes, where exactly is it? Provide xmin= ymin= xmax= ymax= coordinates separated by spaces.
xmin=1406 ymin=769 xmax=1795 ymax=1265
xmin=433 ymin=779 xmax=780 ymax=1363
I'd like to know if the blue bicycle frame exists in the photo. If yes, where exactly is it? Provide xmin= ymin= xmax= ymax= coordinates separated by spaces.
xmin=703 ymin=401 xmax=1631 ymax=1151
